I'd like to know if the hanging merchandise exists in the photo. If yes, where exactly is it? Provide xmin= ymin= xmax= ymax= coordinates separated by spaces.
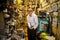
xmin=14 ymin=0 xmax=17 ymax=4
xmin=37 ymin=11 xmax=48 ymax=33
xmin=47 ymin=0 xmax=56 ymax=3
xmin=17 ymin=29 xmax=25 ymax=40
xmin=37 ymin=11 xmax=49 ymax=40
xmin=17 ymin=0 xmax=22 ymax=5
xmin=52 ymin=4 xmax=58 ymax=12
xmin=58 ymin=2 xmax=60 ymax=23
xmin=3 ymin=9 xmax=10 ymax=18
xmin=52 ymin=12 xmax=58 ymax=27
xmin=38 ymin=18 xmax=48 ymax=32
xmin=4 ymin=14 xmax=10 ymax=18
xmin=52 ymin=12 xmax=58 ymax=35
xmin=58 ymin=2 xmax=60 ymax=10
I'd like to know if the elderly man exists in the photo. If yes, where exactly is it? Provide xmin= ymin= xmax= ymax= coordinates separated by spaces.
xmin=27 ymin=8 xmax=38 ymax=40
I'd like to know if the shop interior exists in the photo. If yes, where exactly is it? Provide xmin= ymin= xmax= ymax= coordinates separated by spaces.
xmin=0 ymin=0 xmax=60 ymax=40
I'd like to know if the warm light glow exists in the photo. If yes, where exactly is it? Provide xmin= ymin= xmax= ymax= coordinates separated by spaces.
xmin=17 ymin=0 xmax=22 ymax=4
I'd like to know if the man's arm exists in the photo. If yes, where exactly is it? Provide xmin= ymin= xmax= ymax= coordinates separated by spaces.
xmin=34 ymin=15 xmax=38 ymax=29
xmin=27 ymin=16 xmax=31 ymax=28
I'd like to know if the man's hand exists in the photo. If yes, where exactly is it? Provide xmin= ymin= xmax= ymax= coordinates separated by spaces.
xmin=30 ymin=27 xmax=34 ymax=30
xmin=30 ymin=26 xmax=34 ymax=30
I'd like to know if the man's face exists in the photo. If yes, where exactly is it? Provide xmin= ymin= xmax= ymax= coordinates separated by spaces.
xmin=28 ymin=9 xmax=33 ymax=16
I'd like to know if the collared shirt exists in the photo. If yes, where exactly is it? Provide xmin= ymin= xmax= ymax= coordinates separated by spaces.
xmin=27 ymin=13 xmax=38 ymax=29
